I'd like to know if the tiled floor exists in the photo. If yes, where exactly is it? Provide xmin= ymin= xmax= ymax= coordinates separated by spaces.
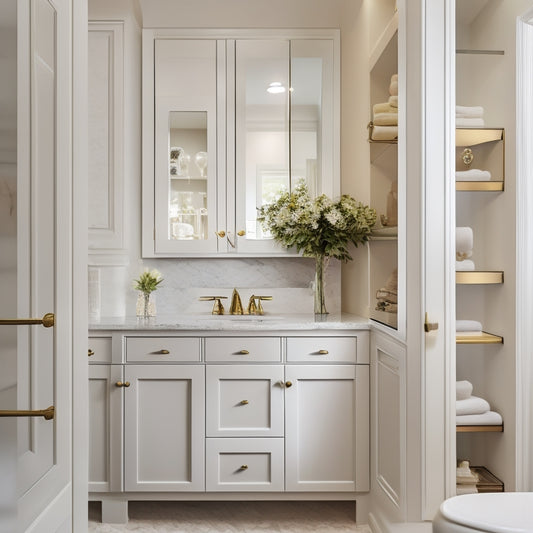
xmin=88 ymin=501 xmax=372 ymax=532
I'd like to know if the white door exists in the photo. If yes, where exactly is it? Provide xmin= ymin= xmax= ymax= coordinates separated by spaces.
xmin=0 ymin=0 xmax=76 ymax=531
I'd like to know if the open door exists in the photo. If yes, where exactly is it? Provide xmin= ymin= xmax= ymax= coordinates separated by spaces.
xmin=0 ymin=0 xmax=77 ymax=531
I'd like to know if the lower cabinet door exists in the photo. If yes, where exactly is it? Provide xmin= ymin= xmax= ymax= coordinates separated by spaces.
xmin=88 ymin=364 xmax=123 ymax=492
xmin=206 ymin=438 xmax=284 ymax=491
xmin=124 ymin=365 xmax=205 ymax=491
xmin=285 ymin=365 xmax=357 ymax=492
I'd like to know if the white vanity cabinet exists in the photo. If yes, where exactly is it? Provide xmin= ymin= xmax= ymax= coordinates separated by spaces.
xmin=142 ymin=29 xmax=339 ymax=257
xmin=88 ymin=327 xmax=370 ymax=523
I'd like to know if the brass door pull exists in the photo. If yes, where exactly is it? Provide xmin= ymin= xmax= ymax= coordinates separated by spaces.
xmin=424 ymin=312 xmax=439 ymax=332
xmin=0 ymin=406 xmax=54 ymax=420
xmin=285 ymin=381 xmax=293 ymax=388
xmin=318 ymin=349 xmax=329 ymax=355
xmin=159 ymin=349 xmax=170 ymax=354
xmin=237 ymin=230 xmax=246 ymax=237
xmin=240 ymin=400 xmax=249 ymax=405
xmin=239 ymin=349 xmax=250 ymax=355
xmin=216 ymin=231 xmax=226 ymax=238
xmin=116 ymin=381 xmax=130 ymax=388
xmin=0 ymin=312 xmax=55 ymax=328
xmin=240 ymin=465 xmax=248 ymax=470
xmin=88 ymin=349 xmax=95 ymax=357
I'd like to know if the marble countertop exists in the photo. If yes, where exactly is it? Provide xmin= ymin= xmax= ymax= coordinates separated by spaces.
xmin=89 ymin=313 xmax=371 ymax=332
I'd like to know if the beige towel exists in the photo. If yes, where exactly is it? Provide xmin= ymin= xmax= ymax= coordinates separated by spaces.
xmin=373 ymin=102 xmax=398 ymax=115
xmin=370 ymin=125 xmax=398 ymax=141
xmin=389 ymin=95 xmax=398 ymax=108
xmin=373 ymin=112 xmax=398 ymax=126
xmin=389 ymin=80 xmax=398 ymax=96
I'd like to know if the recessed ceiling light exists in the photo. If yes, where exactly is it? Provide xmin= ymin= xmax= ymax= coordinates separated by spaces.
xmin=267 ymin=82 xmax=286 ymax=94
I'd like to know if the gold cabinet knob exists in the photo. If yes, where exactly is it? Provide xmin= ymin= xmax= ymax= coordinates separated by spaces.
xmin=240 ymin=400 xmax=249 ymax=405
xmin=240 ymin=464 xmax=248 ymax=470
xmin=216 ymin=231 xmax=226 ymax=238
xmin=115 ymin=381 xmax=131 ymax=388
xmin=318 ymin=349 xmax=329 ymax=355
xmin=124 ymin=381 xmax=130 ymax=387
xmin=285 ymin=381 xmax=293 ymax=388
xmin=159 ymin=349 xmax=170 ymax=354
xmin=88 ymin=349 xmax=94 ymax=357
xmin=239 ymin=349 xmax=250 ymax=355
xmin=237 ymin=230 xmax=246 ymax=237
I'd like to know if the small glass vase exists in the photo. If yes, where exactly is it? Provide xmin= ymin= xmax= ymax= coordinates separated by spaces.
xmin=136 ymin=291 xmax=156 ymax=318
xmin=314 ymin=255 xmax=328 ymax=315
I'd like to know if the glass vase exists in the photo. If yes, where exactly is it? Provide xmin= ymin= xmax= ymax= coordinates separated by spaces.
xmin=136 ymin=291 xmax=156 ymax=318
xmin=314 ymin=255 xmax=328 ymax=315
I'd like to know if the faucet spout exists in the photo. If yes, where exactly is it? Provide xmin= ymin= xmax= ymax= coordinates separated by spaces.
xmin=229 ymin=288 xmax=244 ymax=315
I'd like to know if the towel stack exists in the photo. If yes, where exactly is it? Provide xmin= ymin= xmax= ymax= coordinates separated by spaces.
xmin=456 ymin=319 xmax=483 ymax=337
xmin=456 ymin=105 xmax=485 ymax=128
xmin=456 ymin=226 xmax=475 ymax=271
xmin=456 ymin=460 xmax=479 ymax=495
xmin=456 ymin=380 xmax=502 ymax=426
xmin=456 ymin=169 xmax=492 ymax=182
xmin=375 ymin=268 xmax=398 ymax=313
xmin=370 ymin=74 xmax=398 ymax=141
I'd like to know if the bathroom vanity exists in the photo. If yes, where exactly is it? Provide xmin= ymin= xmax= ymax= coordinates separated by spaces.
xmin=88 ymin=315 xmax=370 ymax=523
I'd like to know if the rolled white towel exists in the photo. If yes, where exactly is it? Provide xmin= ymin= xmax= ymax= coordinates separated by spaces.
xmin=456 ymin=380 xmax=473 ymax=401
xmin=391 ymin=73 xmax=398 ymax=82
xmin=389 ymin=95 xmax=398 ymax=108
xmin=456 ymin=320 xmax=482 ymax=332
xmin=456 ymin=117 xmax=485 ymax=128
xmin=456 ymin=259 xmax=475 ymax=271
xmin=370 ymin=125 xmax=398 ymax=141
xmin=389 ymin=80 xmax=398 ymax=96
xmin=456 ymin=227 xmax=473 ymax=261
xmin=373 ymin=112 xmax=398 ymax=126
xmin=456 ymin=105 xmax=484 ymax=118
xmin=456 ymin=169 xmax=492 ymax=181
xmin=456 ymin=411 xmax=503 ymax=426
xmin=456 ymin=396 xmax=491 ymax=416
xmin=373 ymin=102 xmax=398 ymax=115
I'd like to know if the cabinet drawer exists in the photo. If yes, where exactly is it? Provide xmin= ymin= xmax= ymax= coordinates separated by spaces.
xmin=286 ymin=337 xmax=357 ymax=363
xmin=125 ymin=337 xmax=200 ymax=362
xmin=205 ymin=337 xmax=281 ymax=362
xmin=206 ymin=438 xmax=284 ymax=491
xmin=88 ymin=337 xmax=112 ymax=363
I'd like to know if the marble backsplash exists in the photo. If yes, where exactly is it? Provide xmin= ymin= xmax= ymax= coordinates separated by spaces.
xmin=91 ymin=257 xmax=341 ymax=318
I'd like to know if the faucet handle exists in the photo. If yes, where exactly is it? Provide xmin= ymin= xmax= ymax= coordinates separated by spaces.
xmin=199 ymin=296 xmax=228 ymax=315
xmin=247 ymin=295 xmax=272 ymax=315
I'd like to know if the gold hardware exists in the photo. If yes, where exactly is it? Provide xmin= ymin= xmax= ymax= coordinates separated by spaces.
xmin=229 ymin=288 xmax=244 ymax=315
xmin=116 ymin=381 xmax=130 ymax=388
xmin=462 ymin=148 xmax=474 ymax=167
xmin=246 ymin=295 xmax=273 ymax=315
xmin=227 ymin=234 xmax=236 ymax=248
xmin=124 ymin=381 xmax=130 ymax=387
xmin=424 ymin=312 xmax=439 ymax=333
xmin=216 ymin=231 xmax=226 ymax=238
xmin=159 ymin=349 xmax=170 ymax=354
xmin=240 ymin=465 xmax=248 ymax=470
xmin=318 ymin=349 xmax=329 ymax=355
xmin=0 ymin=406 xmax=54 ymax=420
xmin=455 ymin=271 xmax=504 ymax=284
xmin=285 ymin=381 xmax=293 ymax=388
xmin=88 ymin=349 xmax=95 ymax=357
xmin=240 ymin=400 xmax=249 ymax=405
xmin=199 ymin=296 xmax=228 ymax=315
xmin=0 ymin=312 xmax=55 ymax=328
xmin=239 ymin=349 xmax=250 ymax=355
xmin=237 ymin=230 xmax=246 ymax=237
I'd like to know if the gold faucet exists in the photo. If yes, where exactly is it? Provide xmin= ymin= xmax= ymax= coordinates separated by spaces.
xmin=229 ymin=288 xmax=244 ymax=315
xmin=247 ymin=295 xmax=273 ymax=315
xmin=199 ymin=296 xmax=228 ymax=315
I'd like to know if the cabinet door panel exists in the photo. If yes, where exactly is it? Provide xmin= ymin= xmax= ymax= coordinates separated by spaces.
xmin=124 ymin=365 xmax=205 ymax=491
xmin=285 ymin=365 xmax=356 ymax=491
xmin=206 ymin=365 xmax=284 ymax=437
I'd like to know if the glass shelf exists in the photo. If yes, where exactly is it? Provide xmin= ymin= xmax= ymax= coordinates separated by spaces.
xmin=456 ymin=332 xmax=503 ymax=344
xmin=456 ymin=271 xmax=504 ymax=284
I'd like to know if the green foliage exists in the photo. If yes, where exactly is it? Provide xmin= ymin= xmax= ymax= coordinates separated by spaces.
xmin=257 ymin=182 xmax=377 ymax=261
xmin=133 ymin=269 xmax=163 ymax=294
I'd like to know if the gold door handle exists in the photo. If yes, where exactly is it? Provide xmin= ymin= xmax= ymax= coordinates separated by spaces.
xmin=237 ymin=230 xmax=246 ymax=237
xmin=240 ymin=400 xmax=249 ymax=405
xmin=424 ymin=312 xmax=439 ymax=332
xmin=318 ymin=349 xmax=329 ymax=355
xmin=216 ymin=231 xmax=226 ymax=238
xmin=88 ymin=349 xmax=95 ymax=357
xmin=239 ymin=349 xmax=250 ymax=355
xmin=159 ymin=349 xmax=170 ymax=354
xmin=0 ymin=312 xmax=55 ymax=328
xmin=285 ymin=381 xmax=293 ymax=388
xmin=116 ymin=381 xmax=131 ymax=388
xmin=240 ymin=464 xmax=248 ymax=470
xmin=0 ymin=406 xmax=54 ymax=420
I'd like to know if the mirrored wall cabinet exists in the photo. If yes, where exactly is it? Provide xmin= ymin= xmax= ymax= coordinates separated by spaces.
xmin=142 ymin=30 xmax=339 ymax=257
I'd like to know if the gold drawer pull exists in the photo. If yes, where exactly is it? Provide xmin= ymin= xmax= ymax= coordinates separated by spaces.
xmin=0 ymin=312 xmax=55 ymax=328
xmin=239 ymin=349 xmax=250 ymax=355
xmin=216 ymin=230 xmax=226 ymax=238
xmin=0 ymin=406 xmax=54 ymax=420
xmin=159 ymin=349 xmax=170 ymax=354
xmin=237 ymin=230 xmax=246 ymax=236
xmin=285 ymin=381 xmax=293 ymax=388
xmin=116 ymin=381 xmax=131 ymax=388
xmin=240 ymin=400 xmax=249 ymax=405
xmin=88 ymin=349 xmax=95 ymax=357
xmin=318 ymin=349 xmax=329 ymax=355
xmin=240 ymin=464 xmax=248 ymax=470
